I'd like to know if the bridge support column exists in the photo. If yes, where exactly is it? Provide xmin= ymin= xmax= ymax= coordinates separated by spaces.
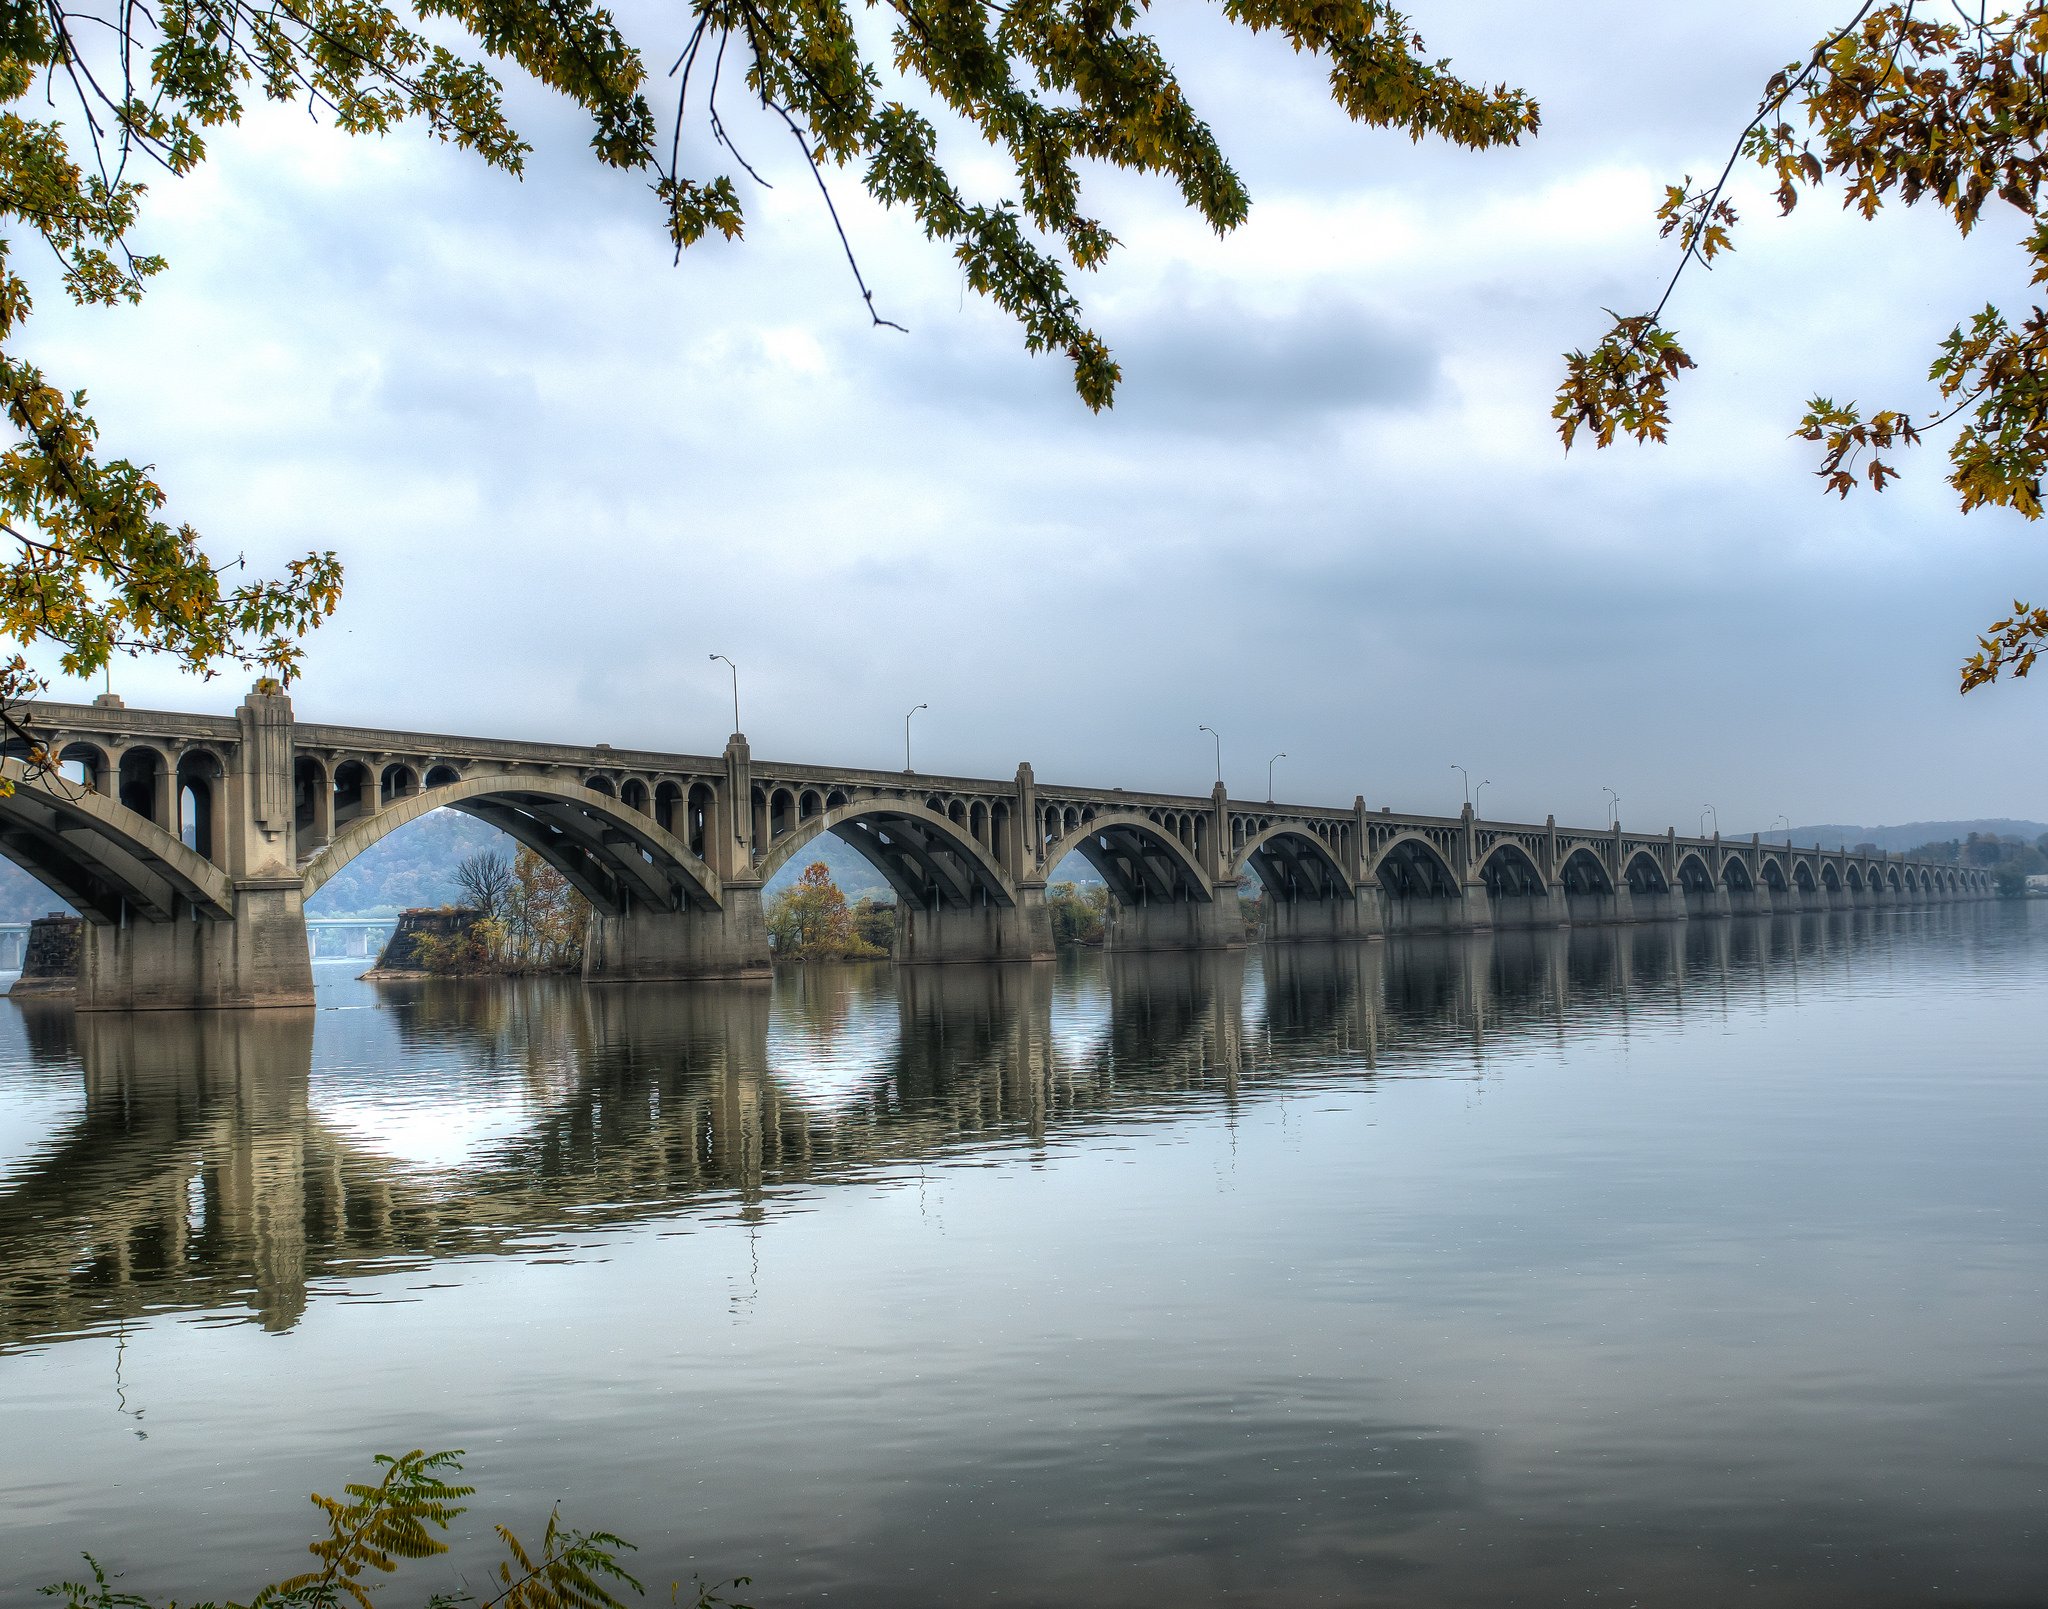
xmin=894 ymin=886 xmax=1055 ymax=965
xmin=1263 ymin=884 xmax=1384 ymax=943
xmin=1106 ymin=884 xmax=1247 ymax=952
xmin=78 ymin=881 xmax=315 ymax=1011
xmin=582 ymin=887 xmax=773 ymax=982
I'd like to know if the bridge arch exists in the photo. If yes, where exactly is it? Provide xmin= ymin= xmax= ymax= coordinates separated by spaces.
xmin=1675 ymin=851 xmax=1715 ymax=895
xmin=759 ymin=797 xmax=1017 ymax=910
xmin=1621 ymin=850 xmax=1669 ymax=895
xmin=1043 ymin=809 xmax=1213 ymax=906
xmin=1475 ymin=840 xmax=1547 ymax=896
xmin=1557 ymin=846 xmax=1614 ymax=896
xmin=1757 ymin=854 xmax=1788 ymax=895
xmin=1370 ymin=832 xmax=1462 ymax=899
xmin=1722 ymin=855 xmax=1754 ymax=893
xmin=302 ymin=773 xmax=722 ymax=916
xmin=1233 ymin=822 xmax=1350 ymax=902
xmin=1821 ymin=862 xmax=1841 ymax=892
xmin=1793 ymin=860 xmax=1818 ymax=894
xmin=0 ymin=759 xmax=235 ymax=923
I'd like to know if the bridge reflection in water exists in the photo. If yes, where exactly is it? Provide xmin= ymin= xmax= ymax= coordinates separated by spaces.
xmin=0 ymin=908 xmax=1980 ymax=1352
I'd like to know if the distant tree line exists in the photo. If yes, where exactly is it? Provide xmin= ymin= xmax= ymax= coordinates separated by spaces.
xmin=1896 ymin=832 xmax=2048 ymax=898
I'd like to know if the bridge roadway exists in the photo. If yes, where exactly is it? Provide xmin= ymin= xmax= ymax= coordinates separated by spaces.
xmin=0 ymin=686 xmax=1992 ymax=1009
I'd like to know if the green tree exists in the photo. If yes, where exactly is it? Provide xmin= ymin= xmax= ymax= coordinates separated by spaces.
xmin=0 ymin=1 xmax=1535 ymax=729
xmin=1553 ymin=3 xmax=2048 ymax=690
xmin=41 ymin=1447 xmax=747 ymax=1609
xmin=1045 ymin=880 xmax=1107 ymax=947
xmin=769 ymin=862 xmax=882 ymax=960
xmin=848 ymin=897 xmax=895 ymax=955
xmin=502 ymin=847 xmax=588 ymax=970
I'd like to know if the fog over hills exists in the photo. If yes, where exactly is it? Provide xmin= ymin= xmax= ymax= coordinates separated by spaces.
xmin=1771 ymin=821 xmax=2048 ymax=852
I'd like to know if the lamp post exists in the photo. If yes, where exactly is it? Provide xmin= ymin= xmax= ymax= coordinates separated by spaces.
xmin=1474 ymin=779 xmax=1492 ymax=816
xmin=904 ymin=703 xmax=927 ymax=773
xmin=709 ymin=654 xmax=740 ymax=735
xmin=1603 ymin=787 xmax=1620 ymax=829
xmin=1701 ymin=804 xmax=1718 ymax=837
xmin=1451 ymin=763 xmax=1471 ymax=809
xmin=1771 ymin=814 xmax=1790 ymax=835
xmin=1199 ymin=725 xmax=1222 ymax=788
xmin=1267 ymin=752 xmax=1286 ymax=802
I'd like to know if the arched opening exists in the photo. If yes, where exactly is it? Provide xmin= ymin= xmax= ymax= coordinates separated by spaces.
xmin=655 ymin=780 xmax=682 ymax=835
xmin=1622 ymin=851 xmax=1668 ymax=896
xmin=1375 ymin=838 xmax=1460 ymax=900
xmin=57 ymin=742 xmax=109 ymax=794
xmin=1478 ymin=842 xmax=1545 ymax=898
xmin=1794 ymin=861 xmax=1818 ymax=894
xmin=381 ymin=764 xmax=419 ymax=806
xmin=1759 ymin=857 xmax=1788 ymax=895
xmin=1558 ymin=848 xmax=1612 ymax=896
xmin=584 ymin=774 xmax=616 ymax=798
xmin=800 ymin=789 xmax=823 ymax=822
xmin=177 ymin=750 xmax=223 ymax=863
xmin=118 ymin=747 xmax=165 ymax=825
xmin=333 ymin=761 xmax=373 ymax=830
xmin=990 ymin=801 xmax=1010 ymax=865
xmin=294 ymin=755 xmax=330 ymax=849
xmin=620 ymin=778 xmax=650 ymax=815
xmin=425 ymin=763 xmax=463 ymax=790
xmin=969 ymin=799 xmax=988 ymax=846
xmin=687 ymin=783 xmax=714 ymax=859
xmin=1676 ymin=853 xmax=1715 ymax=895
xmin=770 ymin=788 xmax=796 ymax=840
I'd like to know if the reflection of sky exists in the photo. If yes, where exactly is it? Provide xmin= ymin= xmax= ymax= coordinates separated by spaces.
xmin=312 ymin=1093 xmax=535 ymax=1169
xmin=766 ymin=971 xmax=901 ymax=1106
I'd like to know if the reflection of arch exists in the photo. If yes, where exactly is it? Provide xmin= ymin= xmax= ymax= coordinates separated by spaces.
xmin=1475 ymin=840 xmax=1546 ymax=897
xmin=759 ymin=799 xmax=1018 ymax=910
xmin=1372 ymin=833 xmax=1460 ymax=899
xmin=1621 ymin=850 xmax=1668 ymax=894
xmin=0 ymin=758 xmax=235 ymax=923
xmin=1236 ymin=823 xmax=1350 ymax=901
xmin=302 ymin=774 xmax=721 ymax=915
xmin=1557 ymin=847 xmax=1612 ymax=896
xmin=1043 ymin=809 xmax=1213 ymax=907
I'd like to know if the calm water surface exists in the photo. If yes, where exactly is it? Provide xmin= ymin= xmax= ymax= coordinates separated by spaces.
xmin=1 ymin=909 xmax=2044 ymax=1606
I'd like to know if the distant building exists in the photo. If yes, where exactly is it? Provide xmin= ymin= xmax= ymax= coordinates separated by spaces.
xmin=2026 ymin=875 xmax=2048 ymax=897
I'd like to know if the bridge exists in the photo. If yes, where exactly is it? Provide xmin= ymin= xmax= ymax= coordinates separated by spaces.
xmin=0 ymin=686 xmax=1991 ymax=1008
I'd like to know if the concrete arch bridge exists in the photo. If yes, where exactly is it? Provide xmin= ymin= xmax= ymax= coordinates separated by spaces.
xmin=0 ymin=688 xmax=1991 ymax=1009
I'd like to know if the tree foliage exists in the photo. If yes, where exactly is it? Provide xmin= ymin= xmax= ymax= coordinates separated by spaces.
xmin=1554 ymin=2 xmax=2048 ymax=690
xmin=1045 ymin=879 xmax=1106 ymax=946
xmin=39 ymin=1449 xmax=746 ymax=1609
xmin=768 ymin=861 xmax=882 ymax=959
xmin=0 ymin=0 xmax=1534 ymax=723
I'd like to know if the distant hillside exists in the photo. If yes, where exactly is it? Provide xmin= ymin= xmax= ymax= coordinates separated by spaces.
xmin=1771 ymin=820 xmax=2048 ymax=852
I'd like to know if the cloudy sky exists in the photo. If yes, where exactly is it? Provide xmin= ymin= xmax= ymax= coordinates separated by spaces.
xmin=19 ymin=2 xmax=2047 ymax=834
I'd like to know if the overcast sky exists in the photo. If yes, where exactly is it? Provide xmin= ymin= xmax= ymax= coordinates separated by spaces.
xmin=18 ymin=2 xmax=2048 ymax=834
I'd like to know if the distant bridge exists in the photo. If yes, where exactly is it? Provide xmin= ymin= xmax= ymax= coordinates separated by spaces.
xmin=0 ymin=687 xmax=1991 ymax=1008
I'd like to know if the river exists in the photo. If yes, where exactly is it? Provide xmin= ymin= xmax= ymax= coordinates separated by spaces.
xmin=1 ymin=907 xmax=2043 ymax=1606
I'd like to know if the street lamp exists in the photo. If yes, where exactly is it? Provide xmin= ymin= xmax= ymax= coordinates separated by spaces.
xmin=1474 ymin=779 xmax=1492 ymax=816
xmin=1199 ymin=725 xmax=1222 ymax=787
xmin=904 ymin=703 xmax=927 ymax=772
xmin=1701 ymin=804 xmax=1719 ymax=837
xmin=1771 ymin=814 xmax=1790 ymax=840
xmin=1267 ymin=752 xmax=1286 ymax=802
xmin=1603 ymin=786 xmax=1620 ymax=829
xmin=1451 ymin=763 xmax=1471 ymax=808
xmin=709 ymin=654 xmax=740 ymax=734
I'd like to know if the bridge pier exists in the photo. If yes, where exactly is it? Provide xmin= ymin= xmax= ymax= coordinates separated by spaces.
xmin=582 ymin=888 xmax=773 ymax=982
xmin=1263 ymin=885 xmax=1384 ymax=942
xmin=1106 ymin=885 xmax=1247 ymax=952
xmin=894 ymin=888 xmax=1054 ymax=964
xmin=79 ymin=883 xmax=315 ymax=1011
